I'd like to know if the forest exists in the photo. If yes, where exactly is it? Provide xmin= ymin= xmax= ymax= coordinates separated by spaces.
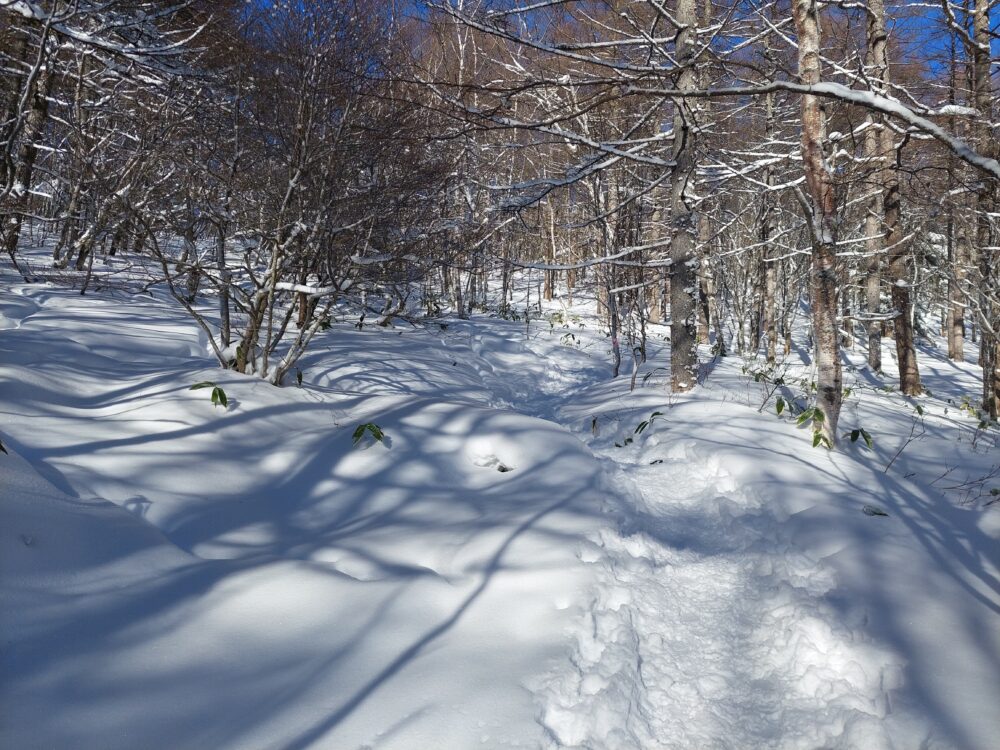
xmin=1 ymin=1 xmax=998 ymax=749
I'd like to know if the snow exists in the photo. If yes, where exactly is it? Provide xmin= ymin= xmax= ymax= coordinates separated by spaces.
xmin=2 ymin=255 xmax=999 ymax=749
xmin=0 ymin=1 xmax=43 ymax=21
xmin=623 ymin=80 xmax=1000 ymax=181
xmin=0 ymin=275 xmax=604 ymax=749
xmin=275 ymin=280 xmax=351 ymax=296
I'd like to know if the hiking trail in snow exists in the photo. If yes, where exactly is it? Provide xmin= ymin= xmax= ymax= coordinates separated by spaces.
xmin=461 ymin=317 xmax=935 ymax=750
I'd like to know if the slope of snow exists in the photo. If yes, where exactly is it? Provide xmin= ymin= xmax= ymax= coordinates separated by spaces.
xmin=1 ymin=265 xmax=998 ymax=749
xmin=0 ymin=279 xmax=605 ymax=749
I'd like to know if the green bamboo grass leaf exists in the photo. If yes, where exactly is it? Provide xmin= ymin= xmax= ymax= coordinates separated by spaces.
xmin=352 ymin=423 xmax=386 ymax=447
xmin=211 ymin=386 xmax=228 ymax=408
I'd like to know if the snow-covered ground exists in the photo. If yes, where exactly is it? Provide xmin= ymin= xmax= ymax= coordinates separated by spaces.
xmin=2 ymin=256 xmax=998 ymax=749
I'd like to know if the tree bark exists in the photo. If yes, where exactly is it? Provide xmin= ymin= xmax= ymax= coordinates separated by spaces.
xmin=2 ymin=62 xmax=52 ymax=264
xmin=946 ymin=31 xmax=965 ymax=362
xmin=669 ymin=0 xmax=700 ymax=392
xmin=863 ymin=118 xmax=883 ymax=372
xmin=0 ymin=31 xmax=28 ymax=193
xmin=762 ymin=90 xmax=778 ymax=363
xmin=883 ymin=131 xmax=922 ymax=394
xmin=793 ymin=0 xmax=842 ymax=445
xmin=866 ymin=0 xmax=921 ymax=394
xmin=973 ymin=0 xmax=998 ymax=417
xmin=217 ymin=228 xmax=231 ymax=347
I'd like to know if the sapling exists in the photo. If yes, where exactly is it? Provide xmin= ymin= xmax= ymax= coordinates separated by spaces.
xmin=742 ymin=360 xmax=795 ymax=415
xmin=352 ymin=422 xmax=386 ymax=447
xmin=190 ymin=381 xmax=228 ymax=408
xmin=883 ymin=403 xmax=926 ymax=473
xmin=847 ymin=428 xmax=874 ymax=449
xmin=931 ymin=463 xmax=1000 ymax=504
xmin=615 ymin=411 xmax=665 ymax=447
xmin=972 ymin=414 xmax=997 ymax=450
xmin=795 ymin=406 xmax=831 ymax=448
xmin=634 ymin=411 xmax=665 ymax=436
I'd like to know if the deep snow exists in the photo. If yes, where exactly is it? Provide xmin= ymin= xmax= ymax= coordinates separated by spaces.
xmin=1 ymin=255 xmax=998 ymax=749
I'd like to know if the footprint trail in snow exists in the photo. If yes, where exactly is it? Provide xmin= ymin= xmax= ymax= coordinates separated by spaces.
xmin=463 ymin=319 xmax=911 ymax=750
xmin=537 ymin=442 xmax=903 ymax=749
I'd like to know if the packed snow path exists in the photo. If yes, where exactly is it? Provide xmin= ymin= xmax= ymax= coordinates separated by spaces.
xmin=540 ymin=449 xmax=900 ymax=749
xmin=446 ymin=319 xmax=920 ymax=749
xmin=2 ymin=272 xmax=998 ymax=749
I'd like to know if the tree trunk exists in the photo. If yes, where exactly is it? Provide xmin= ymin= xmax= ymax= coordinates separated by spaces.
xmin=865 ymin=0 xmax=921 ymax=394
xmin=946 ymin=35 xmax=965 ymax=362
xmin=863 ymin=120 xmax=883 ymax=372
xmin=1 ymin=31 xmax=30 ymax=194
xmin=696 ymin=224 xmax=711 ymax=344
xmin=3 ymin=63 xmax=52 ymax=264
xmin=949 ymin=211 xmax=970 ymax=363
xmin=669 ymin=0 xmax=699 ymax=392
xmin=217 ymin=228 xmax=231 ymax=347
xmin=793 ymin=0 xmax=842 ymax=445
xmin=454 ymin=266 xmax=466 ymax=319
xmin=762 ymin=88 xmax=779 ymax=364
xmin=973 ymin=0 xmax=998 ymax=417
xmin=53 ymin=180 xmax=83 ymax=268
xmin=695 ymin=0 xmax=714 ymax=348
xmin=544 ymin=201 xmax=555 ymax=301
xmin=608 ymin=275 xmax=621 ymax=378
xmin=883 ymin=130 xmax=922 ymax=394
